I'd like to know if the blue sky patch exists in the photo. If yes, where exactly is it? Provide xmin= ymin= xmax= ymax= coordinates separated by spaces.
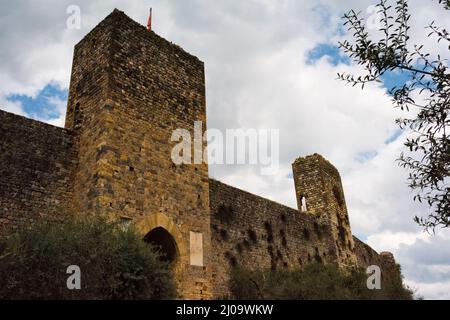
xmin=306 ymin=41 xmax=416 ymax=95
xmin=306 ymin=43 xmax=350 ymax=66
xmin=380 ymin=70 xmax=411 ymax=92
xmin=7 ymin=83 xmax=68 ymax=121
xmin=384 ymin=129 xmax=403 ymax=145
xmin=355 ymin=150 xmax=378 ymax=163
xmin=355 ymin=234 xmax=368 ymax=242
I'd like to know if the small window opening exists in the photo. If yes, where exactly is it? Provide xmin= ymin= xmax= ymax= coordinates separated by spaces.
xmin=300 ymin=195 xmax=308 ymax=212
xmin=72 ymin=102 xmax=82 ymax=129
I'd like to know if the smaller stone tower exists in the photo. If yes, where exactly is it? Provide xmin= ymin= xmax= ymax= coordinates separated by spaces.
xmin=292 ymin=154 xmax=357 ymax=267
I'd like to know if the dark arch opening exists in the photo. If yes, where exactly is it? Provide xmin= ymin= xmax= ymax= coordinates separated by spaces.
xmin=144 ymin=227 xmax=178 ymax=263
xmin=72 ymin=102 xmax=81 ymax=128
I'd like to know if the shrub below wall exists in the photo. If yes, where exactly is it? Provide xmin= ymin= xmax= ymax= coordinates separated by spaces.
xmin=0 ymin=216 xmax=176 ymax=299
xmin=229 ymin=263 xmax=414 ymax=300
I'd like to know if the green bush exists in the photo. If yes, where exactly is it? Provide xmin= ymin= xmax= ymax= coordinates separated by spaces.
xmin=0 ymin=216 xmax=176 ymax=300
xmin=229 ymin=263 xmax=413 ymax=300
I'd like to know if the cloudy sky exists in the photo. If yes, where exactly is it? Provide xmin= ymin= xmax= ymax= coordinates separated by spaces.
xmin=1 ymin=0 xmax=449 ymax=299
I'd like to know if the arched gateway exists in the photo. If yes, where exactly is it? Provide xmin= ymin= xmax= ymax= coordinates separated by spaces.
xmin=144 ymin=227 xmax=178 ymax=263
xmin=134 ymin=212 xmax=187 ymax=264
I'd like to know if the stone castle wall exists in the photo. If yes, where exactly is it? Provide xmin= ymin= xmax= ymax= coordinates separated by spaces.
xmin=0 ymin=9 xmax=399 ymax=299
xmin=209 ymin=178 xmax=400 ymax=298
xmin=353 ymin=237 xmax=400 ymax=279
xmin=209 ymin=178 xmax=338 ymax=298
xmin=0 ymin=110 xmax=77 ymax=234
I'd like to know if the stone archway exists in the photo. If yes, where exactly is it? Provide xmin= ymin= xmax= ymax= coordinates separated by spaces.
xmin=144 ymin=227 xmax=178 ymax=262
xmin=134 ymin=212 xmax=187 ymax=265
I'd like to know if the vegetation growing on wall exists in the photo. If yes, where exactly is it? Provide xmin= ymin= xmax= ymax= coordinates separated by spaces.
xmin=303 ymin=228 xmax=311 ymax=241
xmin=215 ymin=204 xmax=236 ymax=224
xmin=264 ymin=221 xmax=274 ymax=243
xmin=0 ymin=216 xmax=175 ymax=300
xmin=247 ymin=229 xmax=258 ymax=244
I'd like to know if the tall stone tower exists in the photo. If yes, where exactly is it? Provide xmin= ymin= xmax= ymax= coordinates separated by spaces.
xmin=292 ymin=154 xmax=357 ymax=267
xmin=65 ymin=9 xmax=211 ymax=299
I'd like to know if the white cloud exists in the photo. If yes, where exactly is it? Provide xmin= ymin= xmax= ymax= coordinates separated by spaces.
xmin=0 ymin=96 xmax=27 ymax=117
xmin=405 ymin=280 xmax=450 ymax=300
xmin=366 ymin=231 xmax=430 ymax=252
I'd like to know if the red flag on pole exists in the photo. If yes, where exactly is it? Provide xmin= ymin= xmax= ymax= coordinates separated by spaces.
xmin=147 ymin=8 xmax=152 ymax=31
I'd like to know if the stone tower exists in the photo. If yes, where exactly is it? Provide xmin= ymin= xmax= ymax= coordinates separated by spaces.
xmin=292 ymin=154 xmax=357 ymax=267
xmin=65 ymin=9 xmax=211 ymax=299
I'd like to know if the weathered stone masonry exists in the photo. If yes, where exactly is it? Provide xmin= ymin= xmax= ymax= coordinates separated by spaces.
xmin=210 ymin=178 xmax=336 ymax=298
xmin=65 ymin=9 xmax=212 ymax=299
xmin=209 ymin=154 xmax=399 ymax=298
xmin=0 ymin=110 xmax=77 ymax=234
xmin=0 ymin=9 xmax=399 ymax=299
